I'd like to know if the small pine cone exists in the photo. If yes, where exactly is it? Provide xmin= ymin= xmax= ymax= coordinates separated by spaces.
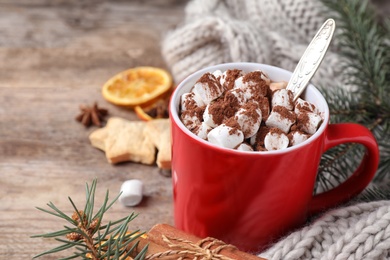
xmin=66 ymin=232 xmax=82 ymax=241
xmin=88 ymin=218 xmax=99 ymax=233
xmin=72 ymin=210 xmax=87 ymax=226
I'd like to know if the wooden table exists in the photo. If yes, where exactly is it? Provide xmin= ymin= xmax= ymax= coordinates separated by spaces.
xmin=0 ymin=1 xmax=185 ymax=258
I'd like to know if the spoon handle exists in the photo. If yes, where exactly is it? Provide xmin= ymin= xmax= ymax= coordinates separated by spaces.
xmin=286 ymin=18 xmax=336 ymax=101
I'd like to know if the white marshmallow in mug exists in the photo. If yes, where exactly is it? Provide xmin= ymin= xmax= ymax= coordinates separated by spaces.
xmin=265 ymin=106 xmax=296 ymax=134
xmin=224 ymin=88 xmax=246 ymax=106
xmin=212 ymin=69 xmax=223 ymax=79
xmin=298 ymin=112 xmax=323 ymax=135
xmin=289 ymin=130 xmax=310 ymax=146
xmin=264 ymin=129 xmax=289 ymax=151
xmin=194 ymin=122 xmax=212 ymax=140
xmin=207 ymin=124 xmax=244 ymax=149
xmin=203 ymin=104 xmax=219 ymax=128
xmin=192 ymin=73 xmax=224 ymax=104
xmin=236 ymin=143 xmax=254 ymax=151
xmin=119 ymin=179 xmax=143 ymax=207
xmin=272 ymin=89 xmax=294 ymax=111
xmin=181 ymin=111 xmax=201 ymax=131
xmin=181 ymin=92 xmax=205 ymax=111
xmin=295 ymin=98 xmax=318 ymax=114
xmin=234 ymin=103 xmax=262 ymax=138
xmin=256 ymin=70 xmax=271 ymax=85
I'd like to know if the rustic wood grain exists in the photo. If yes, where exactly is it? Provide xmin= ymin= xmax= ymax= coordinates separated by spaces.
xmin=0 ymin=1 xmax=185 ymax=259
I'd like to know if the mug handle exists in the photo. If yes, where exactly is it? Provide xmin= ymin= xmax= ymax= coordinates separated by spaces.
xmin=308 ymin=123 xmax=379 ymax=215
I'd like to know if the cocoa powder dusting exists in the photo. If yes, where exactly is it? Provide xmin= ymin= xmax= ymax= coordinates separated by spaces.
xmin=273 ymin=106 xmax=296 ymax=122
xmin=209 ymin=95 xmax=240 ymax=125
xmin=296 ymin=101 xmax=317 ymax=113
xmin=254 ymin=126 xmax=270 ymax=151
xmin=197 ymin=73 xmax=223 ymax=97
xmin=242 ymin=71 xmax=269 ymax=97
xmin=181 ymin=93 xmax=197 ymax=111
xmin=254 ymin=96 xmax=270 ymax=120
xmin=223 ymin=69 xmax=243 ymax=90
xmin=224 ymin=118 xmax=241 ymax=136
xmin=296 ymin=111 xmax=310 ymax=132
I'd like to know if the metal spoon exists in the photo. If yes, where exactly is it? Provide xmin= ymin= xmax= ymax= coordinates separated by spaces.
xmin=286 ymin=18 xmax=336 ymax=101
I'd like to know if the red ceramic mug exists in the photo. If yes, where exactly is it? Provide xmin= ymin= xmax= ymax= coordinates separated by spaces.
xmin=169 ymin=63 xmax=379 ymax=253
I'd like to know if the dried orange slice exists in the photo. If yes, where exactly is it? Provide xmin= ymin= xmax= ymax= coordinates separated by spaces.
xmin=102 ymin=67 xmax=172 ymax=107
xmin=135 ymin=98 xmax=170 ymax=121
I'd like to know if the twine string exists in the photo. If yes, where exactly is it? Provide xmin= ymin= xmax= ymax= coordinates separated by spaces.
xmin=145 ymin=235 xmax=237 ymax=260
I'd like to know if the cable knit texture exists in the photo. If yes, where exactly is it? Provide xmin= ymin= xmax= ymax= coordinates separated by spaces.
xmin=161 ymin=0 xmax=390 ymax=259
xmin=259 ymin=201 xmax=390 ymax=260
xmin=162 ymin=0 xmax=343 ymax=89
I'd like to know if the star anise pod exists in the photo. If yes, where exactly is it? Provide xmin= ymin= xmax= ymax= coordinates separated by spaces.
xmin=76 ymin=102 xmax=108 ymax=127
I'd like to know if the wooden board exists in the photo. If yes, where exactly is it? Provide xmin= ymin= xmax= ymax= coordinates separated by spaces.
xmin=0 ymin=1 xmax=185 ymax=258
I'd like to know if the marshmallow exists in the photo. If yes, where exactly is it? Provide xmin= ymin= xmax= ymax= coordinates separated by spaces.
xmin=272 ymin=89 xmax=294 ymax=110
xmin=265 ymin=106 xmax=296 ymax=134
xmin=235 ymin=73 xmax=269 ymax=100
xmin=181 ymin=92 xmax=205 ymax=111
xmin=289 ymin=130 xmax=310 ymax=146
xmin=220 ymin=69 xmax=244 ymax=89
xmin=234 ymin=76 xmax=245 ymax=89
xmin=295 ymin=98 xmax=319 ymax=114
xmin=224 ymin=88 xmax=246 ymax=106
xmin=212 ymin=69 xmax=223 ymax=79
xmin=181 ymin=110 xmax=202 ymax=131
xmin=236 ymin=143 xmax=254 ymax=151
xmin=264 ymin=129 xmax=289 ymax=151
xmin=119 ymin=179 xmax=143 ymax=206
xmin=194 ymin=122 xmax=212 ymax=140
xmin=207 ymin=124 xmax=244 ymax=149
xmin=203 ymin=104 xmax=219 ymax=128
xmin=269 ymin=81 xmax=287 ymax=92
xmin=234 ymin=102 xmax=262 ymax=138
xmin=297 ymin=112 xmax=323 ymax=135
xmin=255 ymin=96 xmax=270 ymax=120
xmin=192 ymin=72 xmax=224 ymax=104
xmin=257 ymin=70 xmax=271 ymax=85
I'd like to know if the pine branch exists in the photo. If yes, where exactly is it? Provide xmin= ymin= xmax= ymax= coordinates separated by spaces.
xmin=32 ymin=179 xmax=147 ymax=259
xmin=316 ymin=0 xmax=390 ymax=195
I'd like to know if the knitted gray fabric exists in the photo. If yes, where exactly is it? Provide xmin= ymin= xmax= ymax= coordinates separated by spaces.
xmin=161 ymin=0 xmax=390 ymax=259
xmin=162 ymin=0 xmax=344 ymax=90
xmin=259 ymin=201 xmax=390 ymax=260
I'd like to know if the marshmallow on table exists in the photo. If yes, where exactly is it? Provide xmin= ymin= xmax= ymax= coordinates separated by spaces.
xmin=119 ymin=179 xmax=143 ymax=207
xmin=297 ymin=112 xmax=323 ymax=135
xmin=265 ymin=106 xmax=296 ymax=134
xmin=207 ymin=124 xmax=244 ymax=149
xmin=272 ymin=89 xmax=294 ymax=110
xmin=264 ymin=128 xmax=289 ymax=151
xmin=192 ymin=72 xmax=225 ymax=104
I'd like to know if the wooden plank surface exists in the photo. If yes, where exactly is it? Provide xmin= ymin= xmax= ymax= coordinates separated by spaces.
xmin=0 ymin=1 xmax=185 ymax=259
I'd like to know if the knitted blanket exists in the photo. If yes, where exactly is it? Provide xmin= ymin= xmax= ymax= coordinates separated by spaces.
xmin=161 ymin=0 xmax=390 ymax=259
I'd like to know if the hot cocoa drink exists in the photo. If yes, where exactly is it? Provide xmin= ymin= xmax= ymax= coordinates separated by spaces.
xmin=180 ymin=69 xmax=323 ymax=151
